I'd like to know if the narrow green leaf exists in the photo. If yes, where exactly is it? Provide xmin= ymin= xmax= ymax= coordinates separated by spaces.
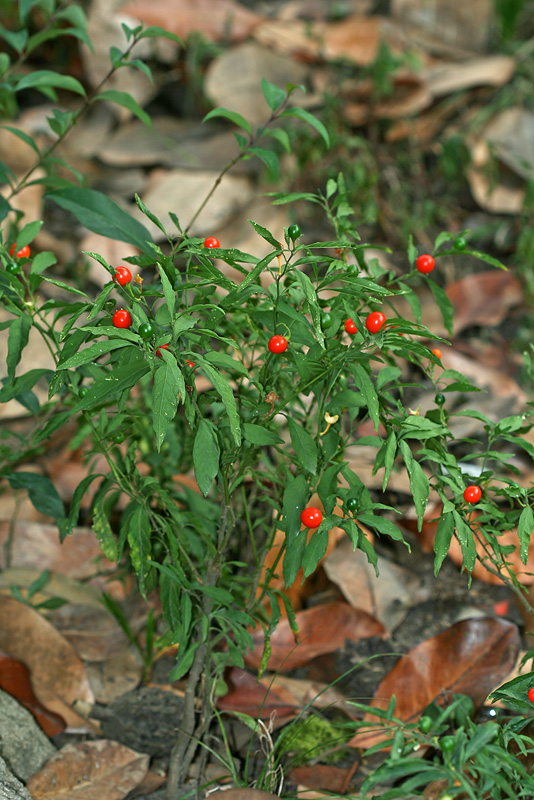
xmin=248 ymin=219 xmax=280 ymax=249
xmin=280 ymin=107 xmax=330 ymax=148
xmin=288 ymin=417 xmax=317 ymax=474
xmin=382 ymin=431 xmax=397 ymax=491
xmin=351 ymin=364 xmax=380 ymax=432
xmin=0 ymin=196 xmax=11 ymax=224
xmin=152 ymin=353 xmax=185 ymax=451
xmin=357 ymin=513 xmax=407 ymax=546
xmin=16 ymin=219 xmax=43 ymax=249
xmin=71 ymin=359 xmax=149 ymax=413
xmin=248 ymin=146 xmax=278 ymax=176
xmin=128 ymin=506 xmax=152 ymax=597
xmin=281 ymin=474 xmax=310 ymax=587
xmin=135 ymin=193 xmax=167 ymax=236
xmin=96 ymin=89 xmax=152 ymax=127
xmin=205 ymin=351 xmax=248 ymax=378
xmin=518 ymin=505 xmax=534 ymax=565
xmin=43 ymin=277 xmax=89 ymax=297
xmin=45 ymin=187 xmax=153 ymax=254
xmin=57 ymin=339 xmax=132 ymax=369
xmin=261 ymin=78 xmax=286 ymax=111
xmin=30 ymin=251 xmax=56 ymax=275
xmin=427 ymin=278 xmax=454 ymax=336
xmin=453 ymin=510 xmax=476 ymax=573
xmin=399 ymin=441 xmax=429 ymax=528
xmin=0 ymin=24 xmax=28 ymax=53
xmin=203 ymin=107 xmax=252 ymax=136
xmin=199 ymin=361 xmax=241 ymax=446
xmin=265 ymin=127 xmax=291 ymax=154
xmin=302 ymin=528 xmax=329 ymax=579
xmin=7 ymin=472 xmax=65 ymax=520
xmin=93 ymin=496 xmax=118 ymax=561
xmin=157 ymin=263 xmax=176 ymax=319
xmin=7 ymin=315 xmax=31 ymax=380
xmin=243 ymin=423 xmax=283 ymax=446
xmin=15 ymin=70 xmax=86 ymax=96
xmin=193 ymin=420 xmax=220 ymax=496
xmin=294 ymin=270 xmax=324 ymax=348
xmin=2 ymin=125 xmax=40 ymax=155
xmin=138 ymin=26 xmax=183 ymax=45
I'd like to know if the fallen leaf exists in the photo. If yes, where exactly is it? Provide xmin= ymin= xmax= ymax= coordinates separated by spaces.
xmin=119 ymin=0 xmax=262 ymax=43
xmin=348 ymin=617 xmax=520 ymax=749
xmin=0 ymin=568 xmax=107 ymax=607
xmin=258 ymin=673 xmax=356 ymax=718
xmin=0 ymin=595 xmax=94 ymax=727
xmin=27 ymin=740 xmax=149 ymax=800
xmin=391 ymin=0 xmax=493 ymax=54
xmin=0 ymin=655 xmax=65 ymax=737
xmin=46 ymin=604 xmax=132 ymax=662
xmin=245 ymin=602 xmax=386 ymax=672
xmin=289 ymin=764 xmax=350 ymax=793
xmin=209 ymin=791 xmax=280 ymax=800
xmin=440 ymin=348 xmax=525 ymax=408
xmin=217 ymin=666 xmax=298 ymax=722
xmin=85 ymin=648 xmax=142 ymax=704
xmin=323 ymin=537 xmax=426 ymax=630
xmin=423 ymin=55 xmax=515 ymax=97
xmin=446 ymin=271 xmax=522 ymax=334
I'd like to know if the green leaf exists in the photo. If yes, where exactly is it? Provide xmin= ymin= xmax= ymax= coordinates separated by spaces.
xmin=288 ymin=417 xmax=317 ymax=474
xmin=127 ymin=506 xmax=152 ymax=597
xmin=453 ymin=510 xmax=476 ymax=573
xmin=93 ymin=496 xmax=118 ymax=561
xmin=42 ymin=277 xmax=89 ymax=297
xmin=351 ymin=364 xmax=380 ymax=432
xmin=518 ymin=505 xmax=534 ymax=565
xmin=157 ymin=263 xmax=176 ymax=319
xmin=7 ymin=472 xmax=65 ymax=520
xmin=243 ymin=423 xmax=284 ymax=446
xmin=193 ymin=420 xmax=220 ymax=496
xmin=261 ymin=78 xmax=286 ymax=111
xmin=16 ymin=219 xmax=43 ymax=249
xmin=30 ymin=251 xmax=56 ymax=275
xmin=0 ymin=24 xmax=28 ymax=53
xmin=279 ymin=107 xmax=330 ymax=148
xmin=357 ymin=514 xmax=407 ymax=547
xmin=265 ymin=127 xmax=291 ymax=154
xmin=7 ymin=315 xmax=31 ymax=380
xmin=71 ymin=358 xmax=149 ymax=413
xmin=399 ymin=441 xmax=429 ymax=528
xmin=203 ymin=107 xmax=252 ymax=137
xmin=68 ymin=474 xmax=103 ymax=532
xmin=57 ymin=339 xmax=133 ymax=369
xmin=136 ymin=193 xmax=167 ymax=236
xmin=281 ymin=474 xmax=310 ymax=587
xmin=2 ymin=125 xmax=40 ymax=156
xmin=302 ymin=528 xmax=329 ymax=579
xmin=45 ymin=187 xmax=153 ymax=254
xmin=317 ymin=463 xmax=340 ymax=515
xmin=152 ymin=353 xmax=185 ymax=451
xmin=0 ymin=196 xmax=11 ymax=224
xmin=15 ymin=70 xmax=86 ymax=96
xmin=199 ymin=361 xmax=241 ymax=446
xmin=205 ymin=351 xmax=248 ymax=378
xmin=248 ymin=219 xmax=280 ymax=249
xmin=138 ymin=26 xmax=183 ymax=45
xmin=248 ymin=145 xmax=278 ymax=176
xmin=427 ymin=279 xmax=454 ymax=336
xmin=96 ymin=89 xmax=151 ymax=127
xmin=381 ymin=431 xmax=397 ymax=491
xmin=294 ymin=270 xmax=324 ymax=348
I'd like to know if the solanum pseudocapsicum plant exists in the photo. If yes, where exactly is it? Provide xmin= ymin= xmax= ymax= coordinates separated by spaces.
xmin=2 ymin=2 xmax=534 ymax=795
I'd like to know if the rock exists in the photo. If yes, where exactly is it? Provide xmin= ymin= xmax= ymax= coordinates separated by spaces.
xmin=0 ymin=689 xmax=56 ymax=782
xmin=0 ymin=756 xmax=32 ymax=800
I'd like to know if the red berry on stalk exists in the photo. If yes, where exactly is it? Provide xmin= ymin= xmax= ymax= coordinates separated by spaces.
xmin=345 ymin=319 xmax=357 ymax=335
xmin=156 ymin=343 xmax=170 ymax=358
xmin=9 ymin=243 xmax=30 ymax=258
xmin=463 ymin=485 xmax=482 ymax=504
xmin=431 ymin=348 xmax=442 ymax=359
xmin=268 ymin=335 xmax=288 ymax=354
xmin=416 ymin=254 xmax=435 ymax=274
xmin=528 ymin=687 xmax=534 ymax=703
xmin=185 ymin=360 xmax=196 ymax=371
xmin=300 ymin=507 xmax=323 ymax=528
xmin=113 ymin=266 xmax=132 ymax=286
xmin=365 ymin=311 xmax=386 ymax=334
xmin=112 ymin=309 xmax=132 ymax=329
xmin=204 ymin=236 xmax=220 ymax=249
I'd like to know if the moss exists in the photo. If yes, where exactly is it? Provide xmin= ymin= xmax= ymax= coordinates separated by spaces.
xmin=280 ymin=715 xmax=351 ymax=766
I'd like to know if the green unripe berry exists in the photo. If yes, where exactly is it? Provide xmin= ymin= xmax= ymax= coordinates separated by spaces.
xmin=79 ymin=386 xmax=89 ymax=398
xmin=104 ymin=299 xmax=116 ymax=311
xmin=435 ymin=393 xmax=446 ymax=406
xmin=418 ymin=715 xmax=433 ymax=733
xmin=138 ymin=322 xmax=155 ymax=339
xmin=6 ymin=262 xmax=20 ymax=275
xmin=454 ymin=236 xmax=467 ymax=251
xmin=439 ymin=736 xmax=456 ymax=753
xmin=346 ymin=263 xmax=358 ymax=276
xmin=111 ymin=431 xmax=126 ymax=444
xmin=321 ymin=312 xmax=333 ymax=330
xmin=345 ymin=497 xmax=358 ymax=513
xmin=288 ymin=224 xmax=301 ymax=241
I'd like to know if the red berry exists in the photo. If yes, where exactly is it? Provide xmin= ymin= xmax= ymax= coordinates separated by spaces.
xmin=156 ymin=343 xmax=170 ymax=358
xmin=112 ymin=309 xmax=132 ymax=329
xmin=113 ymin=266 xmax=132 ymax=286
xmin=416 ymin=254 xmax=435 ymax=274
xmin=204 ymin=236 xmax=220 ymax=249
xmin=268 ymin=335 xmax=288 ymax=354
xmin=185 ymin=360 xmax=196 ymax=371
xmin=300 ymin=507 xmax=323 ymax=528
xmin=431 ymin=348 xmax=442 ymax=359
xmin=528 ymin=687 xmax=534 ymax=703
xmin=9 ymin=243 xmax=30 ymax=259
xmin=345 ymin=319 xmax=357 ymax=335
xmin=365 ymin=311 xmax=386 ymax=334
xmin=463 ymin=485 xmax=482 ymax=504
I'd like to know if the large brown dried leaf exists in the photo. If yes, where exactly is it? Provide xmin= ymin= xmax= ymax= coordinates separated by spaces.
xmin=0 ymin=655 xmax=65 ymax=737
xmin=27 ymin=740 xmax=149 ymax=800
xmin=85 ymin=648 xmax=142 ymax=704
xmin=348 ymin=617 xmax=520 ymax=749
xmin=46 ymin=605 xmax=131 ymax=662
xmin=289 ymin=764 xmax=350 ymax=794
xmin=217 ymin=667 xmax=298 ymax=722
xmin=423 ymin=55 xmax=515 ymax=97
xmin=0 ymin=568 xmax=106 ymax=607
xmin=119 ymin=0 xmax=262 ymax=43
xmin=446 ymin=271 xmax=522 ymax=334
xmin=0 ymin=596 xmax=94 ymax=727
xmin=209 ymin=791 xmax=280 ymax=800
xmin=391 ymin=0 xmax=493 ymax=54
xmin=245 ymin=602 xmax=385 ymax=672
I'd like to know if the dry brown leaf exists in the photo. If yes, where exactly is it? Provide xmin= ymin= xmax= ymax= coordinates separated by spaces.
xmin=289 ymin=764 xmax=350 ymax=794
xmin=348 ymin=617 xmax=520 ymax=749
xmin=343 ymin=73 xmax=432 ymax=126
xmin=0 ymin=655 xmax=66 ymax=737
xmin=45 ymin=605 xmax=131 ymax=662
xmin=253 ymin=15 xmax=382 ymax=65
xmin=0 ymin=522 xmax=114 ymax=578
xmin=245 ymin=602 xmax=386 ymax=672
xmin=27 ymin=740 xmax=149 ymax=800
xmin=323 ymin=537 xmax=425 ymax=630
xmin=391 ymin=0 xmax=493 ymax=54
xmin=446 ymin=271 xmax=522 ymax=334
xmin=258 ymin=673 xmax=355 ymax=717
xmin=217 ymin=666 xmax=298 ymax=722
xmin=85 ymin=648 xmax=142 ymax=704
xmin=209 ymin=791 xmax=280 ymax=800
xmin=0 ymin=568 xmax=105 ymax=607
xmin=440 ymin=348 xmax=525 ymax=408
xmin=119 ymin=0 xmax=262 ymax=43
xmin=424 ymin=55 xmax=515 ymax=97
xmin=0 ymin=595 xmax=94 ymax=727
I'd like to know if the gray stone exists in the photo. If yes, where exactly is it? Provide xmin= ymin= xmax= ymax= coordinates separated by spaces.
xmin=0 ymin=689 xmax=56 ymax=782
xmin=0 ymin=756 xmax=31 ymax=800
